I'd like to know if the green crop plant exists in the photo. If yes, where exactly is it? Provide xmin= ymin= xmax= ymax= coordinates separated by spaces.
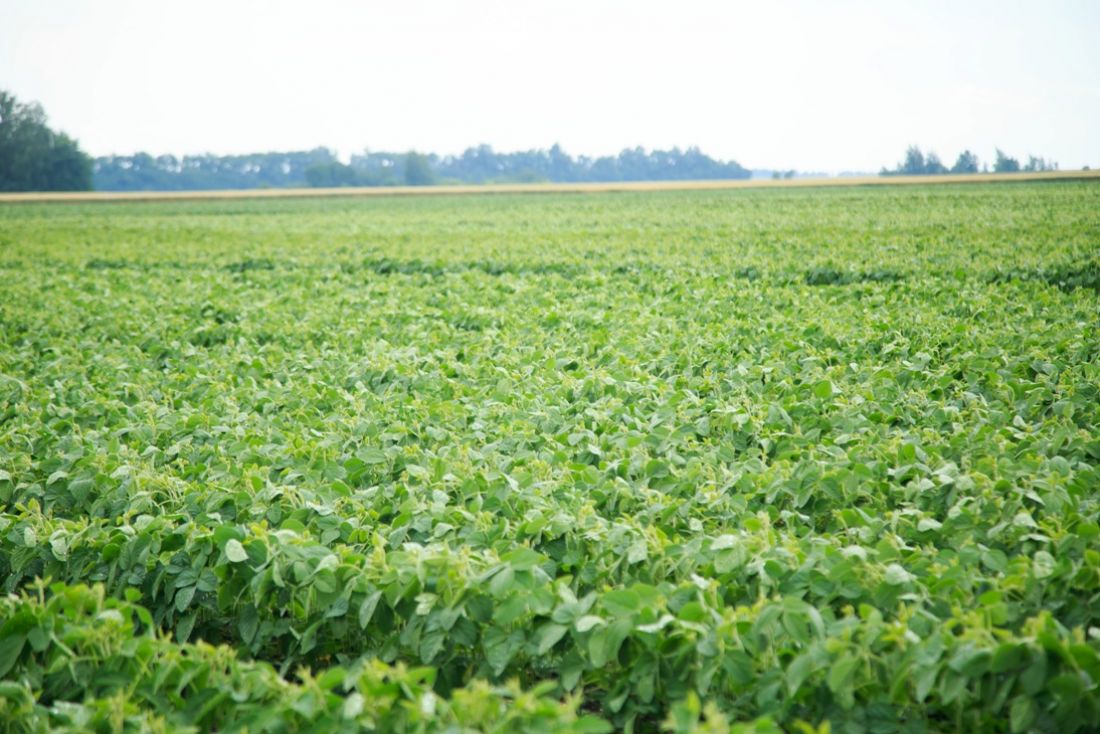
xmin=1 ymin=182 xmax=1099 ymax=732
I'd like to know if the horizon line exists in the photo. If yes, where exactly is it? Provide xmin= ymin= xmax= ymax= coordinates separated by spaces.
xmin=3 ymin=170 xmax=1098 ymax=204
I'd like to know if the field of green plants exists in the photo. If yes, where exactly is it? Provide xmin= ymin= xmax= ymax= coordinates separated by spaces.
xmin=1 ymin=182 xmax=1099 ymax=732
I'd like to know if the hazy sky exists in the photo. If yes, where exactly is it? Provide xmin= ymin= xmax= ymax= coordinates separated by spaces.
xmin=2 ymin=0 xmax=1098 ymax=171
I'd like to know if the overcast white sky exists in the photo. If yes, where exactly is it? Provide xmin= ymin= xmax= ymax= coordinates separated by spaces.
xmin=2 ymin=0 xmax=1098 ymax=172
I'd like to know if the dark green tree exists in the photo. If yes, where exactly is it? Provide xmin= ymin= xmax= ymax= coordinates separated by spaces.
xmin=882 ymin=146 xmax=929 ymax=176
xmin=0 ymin=90 xmax=93 ymax=191
xmin=1023 ymin=155 xmax=1056 ymax=172
xmin=993 ymin=148 xmax=1020 ymax=173
xmin=951 ymin=150 xmax=979 ymax=174
xmin=924 ymin=152 xmax=947 ymax=174
xmin=901 ymin=146 xmax=926 ymax=174
xmin=403 ymin=151 xmax=435 ymax=186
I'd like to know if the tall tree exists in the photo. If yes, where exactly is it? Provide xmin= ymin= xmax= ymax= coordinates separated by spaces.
xmin=951 ymin=150 xmax=979 ymax=174
xmin=901 ymin=146 xmax=926 ymax=174
xmin=1023 ymin=155 xmax=1056 ymax=172
xmin=924 ymin=152 xmax=947 ymax=174
xmin=882 ymin=146 xmax=931 ymax=176
xmin=0 ymin=90 xmax=92 ymax=191
xmin=993 ymin=148 xmax=1021 ymax=173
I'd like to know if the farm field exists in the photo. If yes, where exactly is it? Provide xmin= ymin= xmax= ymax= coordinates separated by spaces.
xmin=1 ymin=182 xmax=1099 ymax=732
xmin=0 ymin=168 xmax=1098 ymax=204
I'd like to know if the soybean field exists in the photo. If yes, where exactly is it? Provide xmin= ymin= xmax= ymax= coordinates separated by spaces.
xmin=1 ymin=182 xmax=1099 ymax=733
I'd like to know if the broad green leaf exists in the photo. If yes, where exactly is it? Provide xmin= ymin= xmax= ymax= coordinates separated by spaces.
xmin=1010 ymin=697 xmax=1037 ymax=733
xmin=536 ymin=623 xmax=568 ymax=655
xmin=225 ymin=539 xmax=248 ymax=563
xmin=884 ymin=563 xmax=914 ymax=586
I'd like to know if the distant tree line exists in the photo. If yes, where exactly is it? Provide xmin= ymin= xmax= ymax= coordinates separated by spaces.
xmin=882 ymin=146 xmax=1058 ymax=176
xmin=94 ymin=150 xmax=336 ymax=191
xmin=304 ymin=151 xmax=436 ymax=187
xmin=436 ymin=144 xmax=750 ymax=184
xmin=91 ymin=145 xmax=751 ymax=190
xmin=1 ymin=88 xmax=752 ymax=192
xmin=304 ymin=144 xmax=751 ymax=188
xmin=0 ymin=90 xmax=92 ymax=191
xmin=7 ymin=87 xmax=1073 ymax=194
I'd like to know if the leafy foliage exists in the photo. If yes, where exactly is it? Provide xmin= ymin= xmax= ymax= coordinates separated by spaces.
xmin=1 ymin=182 xmax=1099 ymax=731
xmin=0 ymin=582 xmax=603 ymax=732
xmin=0 ymin=90 xmax=92 ymax=192
xmin=92 ymin=145 xmax=752 ymax=191
xmin=881 ymin=146 xmax=1058 ymax=176
xmin=94 ymin=149 xmax=338 ymax=191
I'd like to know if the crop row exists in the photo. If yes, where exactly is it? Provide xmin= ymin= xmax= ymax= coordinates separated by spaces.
xmin=0 ymin=582 xmax=615 ymax=733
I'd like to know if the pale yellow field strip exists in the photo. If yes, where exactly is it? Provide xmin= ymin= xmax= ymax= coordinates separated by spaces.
xmin=2 ymin=169 xmax=1098 ymax=203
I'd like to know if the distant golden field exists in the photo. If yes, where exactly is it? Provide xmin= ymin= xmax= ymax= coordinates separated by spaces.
xmin=2 ymin=168 xmax=1098 ymax=203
